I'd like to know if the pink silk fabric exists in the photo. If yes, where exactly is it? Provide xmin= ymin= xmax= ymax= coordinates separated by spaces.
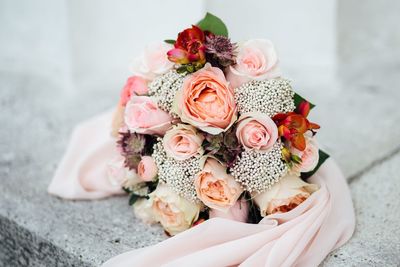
xmin=48 ymin=111 xmax=355 ymax=267
xmin=48 ymin=111 xmax=124 ymax=199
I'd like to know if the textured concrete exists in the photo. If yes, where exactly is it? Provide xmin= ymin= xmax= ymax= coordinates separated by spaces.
xmin=323 ymin=153 xmax=400 ymax=267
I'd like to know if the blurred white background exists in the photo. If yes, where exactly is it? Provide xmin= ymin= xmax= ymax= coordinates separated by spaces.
xmin=0 ymin=0 xmax=399 ymax=94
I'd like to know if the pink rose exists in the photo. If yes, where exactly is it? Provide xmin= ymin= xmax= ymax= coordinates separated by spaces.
xmin=226 ymin=39 xmax=281 ymax=88
xmin=291 ymin=135 xmax=319 ymax=173
xmin=137 ymin=156 xmax=158 ymax=182
xmin=120 ymin=76 xmax=149 ymax=106
xmin=254 ymin=174 xmax=318 ymax=216
xmin=124 ymin=96 xmax=172 ymax=136
xmin=163 ymin=124 xmax=204 ymax=161
xmin=236 ymin=112 xmax=278 ymax=152
xmin=173 ymin=63 xmax=237 ymax=135
xmin=209 ymin=199 xmax=249 ymax=223
xmin=195 ymin=157 xmax=243 ymax=212
xmin=130 ymin=42 xmax=174 ymax=80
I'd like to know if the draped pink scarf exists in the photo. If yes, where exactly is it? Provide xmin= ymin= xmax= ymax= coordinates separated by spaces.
xmin=48 ymin=111 xmax=355 ymax=267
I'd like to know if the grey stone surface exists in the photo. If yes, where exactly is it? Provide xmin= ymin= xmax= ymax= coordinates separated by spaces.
xmin=323 ymin=152 xmax=400 ymax=267
xmin=1 ymin=65 xmax=400 ymax=266
xmin=0 ymin=72 xmax=166 ymax=266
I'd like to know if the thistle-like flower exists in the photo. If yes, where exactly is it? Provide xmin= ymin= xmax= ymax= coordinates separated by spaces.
xmin=117 ymin=131 xmax=146 ymax=170
xmin=205 ymin=34 xmax=237 ymax=68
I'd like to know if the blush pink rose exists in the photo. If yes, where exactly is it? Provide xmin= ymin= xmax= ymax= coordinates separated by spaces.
xmin=120 ymin=76 xmax=149 ymax=106
xmin=291 ymin=135 xmax=319 ymax=173
xmin=226 ymin=39 xmax=281 ymax=88
xmin=130 ymin=42 xmax=174 ymax=81
xmin=173 ymin=63 xmax=237 ymax=135
xmin=195 ymin=157 xmax=243 ymax=212
xmin=137 ymin=156 xmax=158 ymax=182
xmin=124 ymin=96 xmax=172 ymax=136
xmin=209 ymin=199 xmax=249 ymax=223
xmin=163 ymin=124 xmax=204 ymax=161
xmin=236 ymin=112 xmax=278 ymax=152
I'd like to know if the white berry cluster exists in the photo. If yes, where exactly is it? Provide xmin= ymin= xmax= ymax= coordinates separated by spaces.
xmin=152 ymin=140 xmax=200 ymax=202
xmin=230 ymin=142 xmax=288 ymax=193
xmin=148 ymin=70 xmax=185 ymax=115
xmin=234 ymin=78 xmax=295 ymax=116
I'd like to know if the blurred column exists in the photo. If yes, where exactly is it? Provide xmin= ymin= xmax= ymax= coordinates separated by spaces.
xmin=66 ymin=0 xmax=205 ymax=90
xmin=337 ymin=0 xmax=400 ymax=79
xmin=0 ymin=0 xmax=71 ymax=87
xmin=205 ymin=0 xmax=337 ymax=86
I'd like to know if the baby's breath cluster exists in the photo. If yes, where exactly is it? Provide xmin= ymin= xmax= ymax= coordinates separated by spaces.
xmin=148 ymin=70 xmax=185 ymax=115
xmin=230 ymin=142 xmax=288 ymax=193
xmin=152 ymin=140 xmax=201 ymax=202
xmin=234 ymin=78 xmax=295 ymax=116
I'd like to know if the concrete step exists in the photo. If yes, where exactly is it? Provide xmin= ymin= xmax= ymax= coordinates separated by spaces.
xmin=1 ymin=66 xmax=400 ymax=265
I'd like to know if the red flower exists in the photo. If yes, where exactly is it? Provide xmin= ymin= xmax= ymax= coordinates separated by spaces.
xmin=167 ymin=25 xmax=206 ymax=65
xmin=273 ymin=101 xmax=320 ymax=151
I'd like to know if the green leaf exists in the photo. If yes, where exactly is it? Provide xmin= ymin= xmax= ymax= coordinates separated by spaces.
xmin=294 ymin=93 xmax=315 ymax=110
xmin=164 ymin=39 xmax=176 ymax=45
xmin=301 ymin=149 xmax=330 ymax=179
xmin=128 ymin=193 xmax=141 ymax=206
xmin=197 ymin=12 xmax=228 ymax=37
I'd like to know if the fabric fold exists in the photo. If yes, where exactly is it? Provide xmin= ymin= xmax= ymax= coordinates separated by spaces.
xmin=102 ymin=159 xmax=355 ymax=267
xmin=48 ymin=110 xmax=124 ymax=199
xmin=48 ymin=111 xmax=355 ymax=266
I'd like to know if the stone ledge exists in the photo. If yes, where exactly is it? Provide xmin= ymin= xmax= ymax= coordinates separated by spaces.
xmin=323 ymin=152 xmax=400 ymax=266
xmin=0 ymin=216 xmax=91 ymax=267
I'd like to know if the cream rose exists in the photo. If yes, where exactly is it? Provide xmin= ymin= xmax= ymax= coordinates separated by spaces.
xmin=137 ymin=156 xmax=158 ymax=182
xmin=291 ymin=135 xmax=319 ymax=173
xmin=124 ymin=96 xmax=172 ymax=136
xmin=173 ymin=63 xmax=237 ymax=135
xmin=163 ymin=124 xmax=205 ymax=160
xmin=195 ymin=157 xmax=243 ymax=212
xmin=150 ymin=184 xmax=200 ymax=236
xmin=236 ymin=112 xmax=278 ymax=152
xmin=133 ymin=198 xmax=157 ymax=224
xmin=254 ymin=174 xmax=318 ymax=216
xmin=130 ymin=42 xmax=174 ymax=80
xmin=227 ymin=39 xmax=281 ymax=88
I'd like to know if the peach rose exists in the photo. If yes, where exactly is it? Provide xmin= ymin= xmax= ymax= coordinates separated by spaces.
xmin=291 ymin=135 xmax=319 ymax=173
xmin=137 ymin=156 xmax=158 ymax=182
xmin=195 ymin=157 xmax=243 ymax=212
xmin=124 ymin=96 xmax=172 ymax=136
xmin=254 ymin=174 xmax=318 ymax=216
xmin=236 ymin=112 xmax=278 ymax=152
xmin=173 ymin=63 xmax=237 ymax=135
xmin=130 ymin=42 xmax=174 ymax=81
xmin=226 ymin=39 xmax=281 ymax=88
xmin=120 ymin=76 xmax=149 ymax=106
xmin=150 ymin=184 xmax=201 ymax=236
xmin=209 ymin=199 xmax=249 ymax=223
xmin=163 ymin=124 xmax=205 ymax=160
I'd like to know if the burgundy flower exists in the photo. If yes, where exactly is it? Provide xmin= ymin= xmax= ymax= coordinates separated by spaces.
xmin=205 ymin=34 xmax=237 ymax=68
xmin=167 ymin=25 xmax=206 ymax=65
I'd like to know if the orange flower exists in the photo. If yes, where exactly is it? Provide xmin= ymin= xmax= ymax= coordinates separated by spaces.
xmin=273 ymin=101 xmax=320 ymax=151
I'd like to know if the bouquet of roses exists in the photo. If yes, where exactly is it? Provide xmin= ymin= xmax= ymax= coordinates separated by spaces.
xmin=109 ymin=13 xmax=329 ymax=236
